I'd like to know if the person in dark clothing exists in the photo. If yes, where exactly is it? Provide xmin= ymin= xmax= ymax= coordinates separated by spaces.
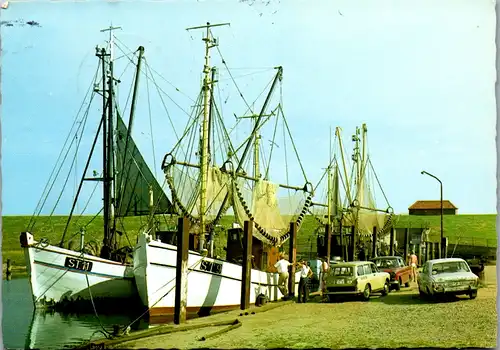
xmin=298 ymin=260 xmax=313 ymax=303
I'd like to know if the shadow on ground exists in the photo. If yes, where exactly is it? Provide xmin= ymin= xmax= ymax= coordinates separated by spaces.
xmin=369 ymin=291 xmax=472 ymax=305
xmin=304 ymin=288 xmax=473 ymax=305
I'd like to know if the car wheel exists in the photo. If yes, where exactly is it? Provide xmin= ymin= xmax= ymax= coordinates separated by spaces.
xmin=362 ymin=284 xmax=371 ymax=301
xmin=469 ymin=290 xmax=477 ymax=300
xmin=426 ymin=287 xmax=433 ymax=300
xmin=381 ymin=280 xmax=390 ymax=296
xmin=419 ymin=286 xmax=425 ymax=298
xmin=394 ymin=278 xmax=401 ymax=291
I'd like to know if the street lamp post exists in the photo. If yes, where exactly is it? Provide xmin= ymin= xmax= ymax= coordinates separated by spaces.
xmin=421 ymin=171 xmax=444 ymax=258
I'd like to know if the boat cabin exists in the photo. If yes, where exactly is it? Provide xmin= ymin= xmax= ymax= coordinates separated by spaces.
xmin=153 ymin=225 xmax=279 ymax=271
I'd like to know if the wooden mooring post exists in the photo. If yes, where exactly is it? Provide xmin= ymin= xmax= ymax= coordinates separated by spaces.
xmin=403 ymin=228 xmax=409 ymax=259
xmin=442 ymin=237 xmax=448 ymax=259
xmin=325 ymin=223 xmax=332 ymax=263
xmin=372 ymin=226 xmax=377 ymax=258
xmin=174 ymin=216 xmax=190 ymax=325
xmin=6 ymin=259 xmax=12 ymax=281
xmin=288 ymin=221 xmax=297 ymax=297
xmin=424 ymin=242 xmax=430 ymax=263
xmin=389 ymin=227 xmax=395 ymax=256
xmin=241 ymin=221 xmax=253 ymax=310
xmin=349 ymin=226 xmax=355 ymax=261
xmin=339 ymin=220 xmax=345 ymax=261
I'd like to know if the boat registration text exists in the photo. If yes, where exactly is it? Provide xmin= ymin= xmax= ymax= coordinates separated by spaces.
xmin=64 ymin=257 xmax=93 ymax=272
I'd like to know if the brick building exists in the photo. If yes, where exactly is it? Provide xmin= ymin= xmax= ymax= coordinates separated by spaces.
xmin=408 ymin=200 xmax=458 ymax=216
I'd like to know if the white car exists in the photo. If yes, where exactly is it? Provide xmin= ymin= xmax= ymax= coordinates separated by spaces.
xmin=325 ymin=261 xmax=390 ymax=301
xmin=417 ymin=258 xmax=479 ymax=299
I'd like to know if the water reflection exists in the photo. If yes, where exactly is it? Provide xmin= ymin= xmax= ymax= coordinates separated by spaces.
xmin=3 ymin=278 xmax=148 ymax=349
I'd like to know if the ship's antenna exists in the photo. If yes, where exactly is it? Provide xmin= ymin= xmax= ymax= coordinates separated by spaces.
xmin=100 ymin=24 xmax=122 ymax=61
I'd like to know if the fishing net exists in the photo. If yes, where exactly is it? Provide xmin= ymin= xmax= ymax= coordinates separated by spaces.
xmin=231 ymin=176 xmax=312 ymax=246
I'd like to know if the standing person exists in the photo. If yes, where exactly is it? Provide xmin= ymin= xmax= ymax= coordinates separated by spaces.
xmin=274 ymin=253 xmax=291 ymax=297
xmin=310 ymin=256 xmax=322 ymax=292
xmin=409 ymin=251 xmax=418 ymax=282
xmin=320 ymin=257 xmax=329 ymax=294
xmin=298 ymin=260 xmax=313 ymax=303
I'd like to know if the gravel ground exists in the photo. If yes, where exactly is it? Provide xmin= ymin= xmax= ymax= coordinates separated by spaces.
xmin=113 ymin=266 xmax=498 ymax=349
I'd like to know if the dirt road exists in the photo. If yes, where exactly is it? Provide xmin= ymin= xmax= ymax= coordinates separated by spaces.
xmin=113 ymin=277 xmax=497 ymax=349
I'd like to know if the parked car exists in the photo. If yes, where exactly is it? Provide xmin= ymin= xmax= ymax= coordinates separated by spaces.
xmin=371 ymin=256 xmax=412 ymax=291
xmin=417 ymin=258 xmax=479 ymax=300
xmin=324 ymin=261 xmax=390 ymax=301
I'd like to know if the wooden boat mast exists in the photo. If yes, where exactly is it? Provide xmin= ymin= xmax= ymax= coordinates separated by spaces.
xmin=186 ymin=22 xmax=230 ymax=252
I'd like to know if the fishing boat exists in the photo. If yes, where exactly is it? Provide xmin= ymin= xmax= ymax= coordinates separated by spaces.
xmin=313 ymin=124 xmax=395 ymax=261
xmin=133 ymin=22 xmax=314 ymax=320
xmin=19 ymin=27 xmax=175 ymax=309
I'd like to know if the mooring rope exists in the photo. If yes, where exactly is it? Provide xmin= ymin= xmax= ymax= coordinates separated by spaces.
xmin=120 ymin=255 xmax=207 ymax=335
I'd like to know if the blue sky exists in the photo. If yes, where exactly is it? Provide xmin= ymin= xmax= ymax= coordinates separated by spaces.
xmin=1 ymin=0 xmax=497 ymax=215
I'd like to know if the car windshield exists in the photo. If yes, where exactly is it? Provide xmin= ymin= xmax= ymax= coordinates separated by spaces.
xmin=374 ymin=259 xmax=398 ymax=268
xmin=331 ymin=266 xmax=353 ymax=276
xmin=432 ymin=261 xmax=470 ymax=274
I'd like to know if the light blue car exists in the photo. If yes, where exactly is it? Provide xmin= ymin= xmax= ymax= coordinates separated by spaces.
xmin=417 ymin=258 xmax=479 ymax=299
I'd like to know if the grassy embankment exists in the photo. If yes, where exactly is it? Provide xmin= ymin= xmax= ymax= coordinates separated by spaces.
xmin=2 ymin=214 xmax=497 ymax=277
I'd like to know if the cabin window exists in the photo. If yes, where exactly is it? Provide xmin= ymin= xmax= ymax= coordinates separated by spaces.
xmin=262 ymin=252 xmax=268 ymax=270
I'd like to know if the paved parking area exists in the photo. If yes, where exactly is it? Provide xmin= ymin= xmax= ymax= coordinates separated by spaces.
xmin=114 ymin=272 xmax=497 ymax=349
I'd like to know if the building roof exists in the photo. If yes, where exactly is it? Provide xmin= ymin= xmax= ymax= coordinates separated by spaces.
xmin=408 ymin=200 xmax=458 ymax=210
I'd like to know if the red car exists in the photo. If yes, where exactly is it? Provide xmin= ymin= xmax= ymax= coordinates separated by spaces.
xmin=371 ymin=256 xmax=412 ymax=291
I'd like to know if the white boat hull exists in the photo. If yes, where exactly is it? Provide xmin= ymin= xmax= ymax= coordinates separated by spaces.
xmin=134 ymin=233 xmax=300 ymax=319
xmin=21 ymin=232 xmax=137 ymax=308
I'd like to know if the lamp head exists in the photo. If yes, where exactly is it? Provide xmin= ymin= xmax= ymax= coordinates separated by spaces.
xmin=421 ymin=171 xmax=425 ymax=175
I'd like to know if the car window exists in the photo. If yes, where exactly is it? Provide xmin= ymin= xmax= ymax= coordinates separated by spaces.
xmin=398 ymin=258 xmax=405 ymax=267
xmin=357 ymin=266 xmax=364 ymax=276
xmin=331 ymin=266 xmax=353 ymax=276
xmin=374 ymin=258 xmax=398 ymax=268
xmin=422 ymin=263 xmax=428 ymax=274
xmin=363 ymin=264 xmax=372 ymax=275
xmin=370 ymin=263 xmax=379 ymax=273
xmin=431 ymin=261 xmax=470 ymax=275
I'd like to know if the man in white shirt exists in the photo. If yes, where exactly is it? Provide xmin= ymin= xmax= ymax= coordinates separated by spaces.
xmin=298 ymin=260 xmax=313 ymax=303
xmin=274 ymin=253 xmax=291 ymax=297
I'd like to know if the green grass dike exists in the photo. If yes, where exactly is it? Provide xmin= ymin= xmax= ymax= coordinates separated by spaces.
xmin=2 ymin=214 xmax=497 ymax=278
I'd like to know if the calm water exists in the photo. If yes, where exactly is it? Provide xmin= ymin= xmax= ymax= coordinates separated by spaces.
xmin=3 ymin=278 xmax=147 ymax=349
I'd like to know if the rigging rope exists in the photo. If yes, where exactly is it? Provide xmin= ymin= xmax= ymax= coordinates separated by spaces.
xmin=48 ymin=95 xmax=94 ymax=219
xmin=120 ymin=255 xmax=207 ymax=335
xmin=215 ymin=45 xmax=254 ymax=115
xmin=278 ymin=105 xmax=309 ymax=185
xmin=27 ymin=65 xmax=100 ymax=232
